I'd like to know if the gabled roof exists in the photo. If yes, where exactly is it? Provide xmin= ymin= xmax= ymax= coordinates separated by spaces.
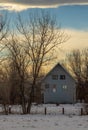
xmin=42 ymin=63 xmax=75 ymax=82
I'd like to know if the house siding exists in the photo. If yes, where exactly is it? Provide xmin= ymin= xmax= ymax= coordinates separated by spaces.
xmin=42 ymin=64 xmax=76 ymax=104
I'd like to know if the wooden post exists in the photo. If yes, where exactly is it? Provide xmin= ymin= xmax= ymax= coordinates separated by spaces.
xmin=81 ymin=108 xmax=83 ymax=116
xmin=62 ymin=108 xmax=64 ymax=114
xmin=8 ymin=105 xmax=11 ymax=114
xmin=45 ymin=107 xmax=47 ymax=115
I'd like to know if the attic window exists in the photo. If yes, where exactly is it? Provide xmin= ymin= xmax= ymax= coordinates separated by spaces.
xmin=60 ymin=75 xmax=65 ymax=80
xmin=52 ymin=75 xmax=58 ymax=80
xmin=45 ymin=84 xmax=49 ymax=89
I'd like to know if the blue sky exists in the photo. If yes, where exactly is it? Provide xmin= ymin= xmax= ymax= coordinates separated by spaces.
xmin=0 ymin=0 xmax=88 ymax=31
xmin=56 ymin=5 xmax=88 ymax=30
xmin=0 ymin=0 xmax=88 ymax=59
xmin=2 ymin=5 xmax=88 ymax=31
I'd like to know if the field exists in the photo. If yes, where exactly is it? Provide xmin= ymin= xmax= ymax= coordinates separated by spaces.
xmin=0 ymin=104 xmax=88 ymax=130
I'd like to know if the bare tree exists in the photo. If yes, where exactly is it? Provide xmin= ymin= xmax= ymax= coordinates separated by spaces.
xmin=0 ymin=14 xmax=9 ymax=42
xmin=0 ymin=63 xmax=11 ymax=114
xmin=0 ymin=14 xmax=10 ymax=114
xmin=65 ymin=49 xmax=88 ymax=102
xmin=66 ymin=50 xmax=84 ymax=100
xmin=82 ymin=49 xmax=88 ymax=103
xmin=5 ymin=35 xmax=30 ymax=114
xmin=0 ymin=13 xmax=9 ymax=64
xmin=16 ymin=11 xmax=68 ymax=113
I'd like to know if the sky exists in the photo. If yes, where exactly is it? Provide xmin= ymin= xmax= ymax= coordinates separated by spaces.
xmin=0 ymin=0 xmax=88 ymax=60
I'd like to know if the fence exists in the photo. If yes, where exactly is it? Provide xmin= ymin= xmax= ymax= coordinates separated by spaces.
xmin=30 ymin=106 xmax=84 ymax=116
xmin=0 ymin=104 xmax=85 ymax=115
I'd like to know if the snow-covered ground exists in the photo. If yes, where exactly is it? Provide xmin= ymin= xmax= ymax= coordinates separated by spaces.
xmin=0 ymin=104 xmax=88 ymax=130
xmin=0 ymin=114 xmax=88 ymax=130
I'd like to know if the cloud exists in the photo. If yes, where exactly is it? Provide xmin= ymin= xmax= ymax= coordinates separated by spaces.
xmin=0 ymin=0 xmax=88 ymax=6
xmin=58 ymin=29 xmax=88 ymax=59
xmin=0 ymin=3 xmax=31 ymax=11
xmin=0 ymin=0 xmax=88 ymax=11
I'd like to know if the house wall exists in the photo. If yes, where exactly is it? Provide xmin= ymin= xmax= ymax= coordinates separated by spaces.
xmin=42 ymin=64 xmax=76 ymax=104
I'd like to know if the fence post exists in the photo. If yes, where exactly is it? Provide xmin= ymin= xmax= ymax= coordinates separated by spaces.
xmin=8 ymin=105 xmax=11 ymax=114
xmin=62 ymin=108 xmax=64 ymax=114
xmin=45 ymin=107 xmax=47 ymax=115
xmin=81 ymin=108 xmax=83 ymax=116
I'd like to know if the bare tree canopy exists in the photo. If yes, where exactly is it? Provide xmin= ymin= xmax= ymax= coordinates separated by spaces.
xmin=15 ymin=11 xmax=68 ymax=113
xmin=0 ymin=14 xmax=9 ymax=42
xmin=0 ymin=13 xmax=9 ymax=66
xmin=65 ymin=48 xmax=88 ymax=102
xmin=4 ymin=34 xmax=30 ymax=114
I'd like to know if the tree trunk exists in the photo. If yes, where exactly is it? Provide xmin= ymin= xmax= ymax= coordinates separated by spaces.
xmin=27 ymin=79 xmax=36 ymax=114
xmin=21 ymin=97 xmax=27 ymax=114
xmin=3 ymin=104 xmax=8 ymax=115
xmin=20 ymin=81 xmax=27 ymax=114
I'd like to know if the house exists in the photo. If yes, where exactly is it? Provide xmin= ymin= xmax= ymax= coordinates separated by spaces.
xmin=41 ymin=63 xmax=76 ymax=104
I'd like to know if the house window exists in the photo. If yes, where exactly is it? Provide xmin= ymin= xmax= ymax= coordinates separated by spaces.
xmin=41 ymin=93 xmax=44 ymax=103
xmin=53 ymin=84 xmax=57 ymax=93
xmin=52 ymin=75 xmax=58 ymax=80
xmin=60 ymin=75 xmax=65 ymax=80
xmin=45 ymin=84 xmax=49 ymax=89
xmin=62 ymin=85 xmax=67 ymax=90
